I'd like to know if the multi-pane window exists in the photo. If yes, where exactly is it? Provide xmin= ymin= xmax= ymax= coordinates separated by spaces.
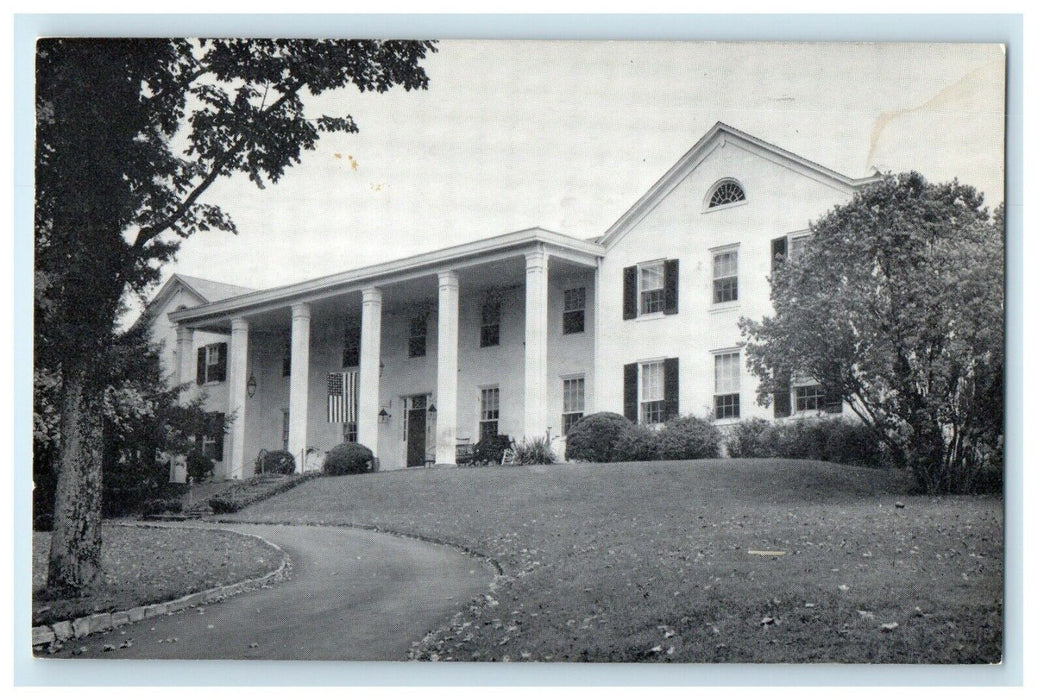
xmin=480 ymin=387 xmax=500 ymax=440
xmin=714 ymin=352 xmax=741 ymax=420
xmin=562 ymin=376 xmax=585 ymax=434
xmin=343 ymin=325 xmax=360 ymax=368
xmin=790 ymin=235 xmax=811 ymax=261
xmin=408 ymin=313 xmax=427 ymax=358
xmin=640 ymin=361 xmax=666 ymax=425
xmin=639 ymin=262 xmax=666 ymax=315
xmin=203 ymin=344 xmax=222 ymax=383
xmin=481 ymin=296 xmax=501 ymax=347
xmin=713 ymin=249 xmax=739 ymax=304
xmin=563 ymin=287 xmax=586 ymax=334
xmin=200 ymin=411 xmax=225 ymax=461
xmin=795 ymin=384 xmax=826 ymax=412
xmin=708 ymin=181 xmax=745 ymax=208
xmin=282 ymin=409 xmax=290 ymax=451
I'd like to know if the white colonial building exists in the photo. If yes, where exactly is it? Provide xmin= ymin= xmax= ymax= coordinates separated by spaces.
xmin=145 ymin=123 xmax=879 ymax=478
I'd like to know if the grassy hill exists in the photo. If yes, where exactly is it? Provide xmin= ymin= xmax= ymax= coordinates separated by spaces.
xmin=223 ymin=459 xmax=1002 ymax=663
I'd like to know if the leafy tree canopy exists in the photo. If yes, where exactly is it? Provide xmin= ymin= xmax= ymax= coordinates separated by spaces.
xmin=740 ymin=172 xmax=1004 ymax=494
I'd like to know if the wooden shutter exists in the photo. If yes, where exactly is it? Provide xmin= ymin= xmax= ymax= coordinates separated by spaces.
xmin=196 ymin=347 xmax=206 ymax=385
xmin=623 ymin=363 xmax=638 ymax=422
xmin=215 ymin=343 xmax=228 ymax=382
xmin=771 ymin=237 xmax=788 ymax=274
xmin=623 ymin=266 xmax=637 ymax=320
xmin=211 ymin=413 xmax=225 ymax=456
xmin=663 ymin=259 xmax=679 ymax=315
xmin=664 ymin=357 xmax=679 ymax=419
xmin=773 ymin=371 xmax=791 ymax=418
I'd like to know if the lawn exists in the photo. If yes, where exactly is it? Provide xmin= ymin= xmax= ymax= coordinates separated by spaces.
xmin=33 ymin=524 xmax=283 ymax=627
xmin=223 ymin=459 xmax=1003 ymax=663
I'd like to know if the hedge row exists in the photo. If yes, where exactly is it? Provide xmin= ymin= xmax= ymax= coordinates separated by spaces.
xmin=208 ymin=471 xmax=321 ymax=514
xmin=565 ymin=412 xmax=722 ymax=463
xmin=724 ymin=417 xmax=892 ymax=468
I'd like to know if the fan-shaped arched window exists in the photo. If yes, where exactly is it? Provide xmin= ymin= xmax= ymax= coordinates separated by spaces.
xmin=708 ymin=181 xmax=745 ymax=208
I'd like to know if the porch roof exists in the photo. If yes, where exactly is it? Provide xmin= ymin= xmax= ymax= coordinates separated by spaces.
xmin=169 ymin=226 xmax=604 ymax=327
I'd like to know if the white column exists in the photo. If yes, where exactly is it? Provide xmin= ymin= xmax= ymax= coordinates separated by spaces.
xmin=524 ymin=248 xmax=549 ymax=440
xmin=357 ymin=287 xmax=382 ymax=452
xmin=226 ymin=317 xmax=249 ymax=480
xmin=175 ymin=325 xmax=195 ymax=396
xmin=288 ymin=303 xmax=311 ymax=472
xmin=436 ymin=270 xmax=460 ymax=465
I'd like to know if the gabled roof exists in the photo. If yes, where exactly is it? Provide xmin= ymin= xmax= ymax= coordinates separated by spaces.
xmin=137 ymin=273 xmax=256 ymax=327
xmin=599 ymin=122 xmax=881 ymax=249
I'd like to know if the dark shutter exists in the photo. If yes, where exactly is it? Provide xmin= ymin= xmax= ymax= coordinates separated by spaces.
xmin=771 ymin=237 xmax=788 ymax=274
xmin=623 ymin=266 xmax=637 ymax=320
xmin=211 ymin=413 xmax=225 ymax=457
xmin=196 ymin=347 xmax=206 ymax=385
xmin=623 ymin=363 xmax=638 ymax=422
xmin=664 ymin=357 xmax=679 ymax=419
xmin=773 ymin=371 xmax=791 ymax=418
xmin=663 ymin=259 xmax=679 ymax=315
xmin=214 ymin=343 xmax=228 ymax=382
xmin=824 ymin=384 xmax=843 ymax=414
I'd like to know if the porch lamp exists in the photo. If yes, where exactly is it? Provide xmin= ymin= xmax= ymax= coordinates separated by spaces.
xmin=428 ymin=403 xmax=437 ymax=415
xmin=246 ymin=373 xmax=257 ymax=398
xmin=378 ymin=408 xmax=391 ymax=424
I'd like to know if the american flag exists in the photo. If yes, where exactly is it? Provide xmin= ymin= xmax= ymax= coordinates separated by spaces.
xmin=327 ymin=371 xmax=358 ymax=423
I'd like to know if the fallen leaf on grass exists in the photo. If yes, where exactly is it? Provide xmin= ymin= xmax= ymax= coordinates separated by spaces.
xmin=880 ymin=622 xmax=900 ymax=632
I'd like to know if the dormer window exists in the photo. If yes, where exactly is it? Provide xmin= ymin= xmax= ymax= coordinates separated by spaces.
xmin=708 ymin=181 xmax=745 ymax=208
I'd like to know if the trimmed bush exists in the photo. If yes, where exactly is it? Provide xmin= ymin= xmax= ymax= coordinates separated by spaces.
xmin=257 ymin=449 xmax=296 ymax=475
xmin=725 ymin=418 xmax=773 ymax=458
xmin=322 ymin=442 xmax=375 ymax=476
xmin=656 ymin=415 xmax=722 ymax=460
xmin=472 ymin=435 xmax=514 ymax=465
xmin=186 ymin=449 xmax=214 ymax=482
xmin=208 ymin=472 xmax=320 ymax=513
xmin=565 ymin=412 xmax=633 ymax=463
xmin=514 ymin=436 xmax=557 ymax=465
xmin=610 ymin=423 xmax=660 ymax=462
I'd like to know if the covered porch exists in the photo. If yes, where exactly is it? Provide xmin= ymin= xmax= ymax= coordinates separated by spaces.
xmin=169 ymin=229 xmax=603 ymax=477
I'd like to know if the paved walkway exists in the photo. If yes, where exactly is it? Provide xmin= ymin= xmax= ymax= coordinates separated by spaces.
xmin=47 ymin=523 xmax=495 ymax=660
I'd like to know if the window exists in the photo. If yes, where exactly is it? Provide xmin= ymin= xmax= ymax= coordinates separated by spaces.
xmin=408 ymin=313 xmax=427 ymax=358
xmin=713 ymin=249 xmax=739 ymax=304
xmin=343 ymin=325 xmax=360 ymax=368
xmin=714 ymin=351 xmax=741 ymax=420
xmin=562 ymin=376 xmax=585 ymax=434
xmin=282 ymin=409 xmax=290 ymax=451
xmin=790 ymin=234 xmax=811 ymax=260
xmin=772 ymin=233 xmax=812 ymax=274
xmin=481 ymin=296 xmax=501 ymax=347
xmin=480 ymin=387 xmax=500 ymax=440
xmin=563 ymin=287 xmax=585 ymax=334
xmin=640 ymin=361 xmax=666 ymax=425
xmin=196 ymin=343 xmax=227 ymax=384
xmin=639 ymin=262 xmax=666 ymax=315
xmin=794 ymin=384 xmax=826 ymax=412
xmin=199 ymin=412 xmax=225 ymax=461
xmin=708 ymin=181 xmax=745 ymax=208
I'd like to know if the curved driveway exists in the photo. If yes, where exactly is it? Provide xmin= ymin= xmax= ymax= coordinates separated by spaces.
xmin=49 ymin=524 xmax=495 ymax=660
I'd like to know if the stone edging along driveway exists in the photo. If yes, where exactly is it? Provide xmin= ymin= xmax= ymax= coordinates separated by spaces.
xmin=31 ymin=523 xmax=292 ymax=650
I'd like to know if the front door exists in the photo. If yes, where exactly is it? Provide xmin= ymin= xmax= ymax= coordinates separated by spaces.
xmin=406 ymin=397 xmax=428 ymax=467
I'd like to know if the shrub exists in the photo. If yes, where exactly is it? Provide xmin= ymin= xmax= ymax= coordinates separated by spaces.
xmin=656 ymin=415 xmax=722 ymax=460
xmin=610 ymin=423 xmax=660 ymax=462
xmin=186 ymin=449 xmax=214 ymax=482
xmin=565 ymin=412 xmax=633 ymax=463
xmin=322 ymin=442 xmax=375 ymax=476
xmin=725 ymin=418 xmax=773 ymax=458
xmin=820 ymin=418 xmax=889 ymax=468
xmin=514 ymin=436 xmax=557 ymax=465
xmin=472 ymin=434 xmax=514 ymax=465
xmin=208 ymin=472 xmax=320 ymax=513
xmin=141 ymin=498 xmax=183 ymax=516
xmin=257 ymin=449 xmax=296 ymax=475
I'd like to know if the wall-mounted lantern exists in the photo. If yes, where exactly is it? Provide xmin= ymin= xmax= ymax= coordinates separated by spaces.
xmin=378 ymin=408 xmax=391 ymax=424
xmin=246 ymin=374 xmax=257 ymax=398
xmin=428 ymin=403 xmax=437 ymax=415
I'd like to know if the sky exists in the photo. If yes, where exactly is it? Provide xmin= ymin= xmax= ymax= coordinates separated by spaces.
xmin=154 ymin=40 xmax=1006 ymax=307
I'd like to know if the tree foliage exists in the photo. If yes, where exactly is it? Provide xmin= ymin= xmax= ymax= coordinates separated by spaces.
xmin=740 ymin=172 xmax=1004 ymax=494
xmin=34 ymin=38 xmax=436 ymax=594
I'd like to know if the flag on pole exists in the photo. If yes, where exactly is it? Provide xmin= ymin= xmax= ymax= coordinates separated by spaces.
xmin=327 ymin=371 xmax=359 ymax=424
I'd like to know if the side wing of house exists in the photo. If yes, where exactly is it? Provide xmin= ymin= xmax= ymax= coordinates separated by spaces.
xmin=595 ymin=127 xmax=865 ymax=426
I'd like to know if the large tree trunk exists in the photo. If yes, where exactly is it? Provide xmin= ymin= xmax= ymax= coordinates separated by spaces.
xmin=46 ymin=365 xmax=104 ymax=596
